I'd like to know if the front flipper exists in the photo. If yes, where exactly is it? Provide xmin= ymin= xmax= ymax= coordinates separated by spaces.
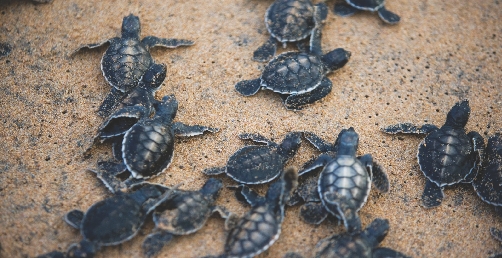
xmin=373 ymin=247 xmax=411 ymax=258
xmin=303 ymin=132 xmax=336 ymax=153
xmin=64 ymin=210 xmax=84 ymax=230
xmin=141 ymin=36 xmax=194 ymax=50
xmin=463 ymin=131 xmax=485 ymax=183
xmin=142 ymin=231 xmax=174 ymax=258
xmin=284 ymin=77 xmax=332 ymax=110
xmin=239 ymin=132 xmax=275 ymax=145
xmin=36 ymin=251 xmax=66 ymax=258
xmin=422 ymin=179 xmax=444 ymax=208
xmin=231 ymin=185 xmax=264 ymax=206
xmin=378 ymin=6 xmax=401 ymax=24
xmin=173 ymin=122 xmax=219 ymax=137
xmin=299 ymin=153 xmax=333 ymax=176
xmin=97 ymin=88 xmax=127 ymax=117
xmin=359 ymin=154 xmax=390 ymax=193
xmin=235 ymin=78 xmax=262 ymax=96
xmin=324 ymin=192 xmax=361 ymax=232
xmin=97 ymin=105 xmax=149 ymax=140
xmin=300 ymin=202 xmax=328 ymax=225
xmin=70 ymin=38 xmax=113 ymax=57
xmin=66 ymin=240 xmax=98 ymax=258
xmin=382 ymin=123 xmax=438 ymax=135
xmin=88 ymin=161 xmax=140 ymax=193
xmin=253 ymin=36 xmax=277 ymax=62
xmin=333 ymin=2 xmax=359 ymax=17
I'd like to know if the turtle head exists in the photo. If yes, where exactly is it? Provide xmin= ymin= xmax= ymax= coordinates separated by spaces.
xmin=200 ymin=178 xmax=223 ymax=201
xmin=335 ymin=127 xmax=359 ymax=155
xmin=277 ymin=132 xmax=302 ymax=161
xmin=122 ymin=14 xmax=141 ymax=39
xmin=140 ymin=63 xmax=167 ymax=92
xmin=445 ymin=99 xmax=470 ymax=128
xmin=362 ymin=218 xmax=390 ymax=247
xmin=321 ymin=48 xmax=351 ymax=72
xmin=155 ymin=95 xmax=178 ymax=121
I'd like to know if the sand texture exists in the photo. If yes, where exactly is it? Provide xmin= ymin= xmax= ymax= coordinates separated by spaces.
xmin=0 ymin=0 xmax=501 ymax=257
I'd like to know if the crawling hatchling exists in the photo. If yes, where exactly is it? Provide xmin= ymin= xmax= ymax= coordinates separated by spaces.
xmin=72 ymin=14 xmax=193 ymax=116
xmin=206 ymin=167 xmax=298 ymax=258
xmin=473 ymin=133 xmax=502 ymax=209
xmin=90 ymin=95 xmax=219 ymax=193
xmin=333 ymin=0 xmax=400 ymax=24
xmin=253 ymin=0 xmax=328 ymax=62
xmin=382 ymin=99 xmax=484 ymax=208
xmin=314 ymin=218 xmax=410 ymax=258
xmin=203 ymin=132 xmax=302 ymax=184
xmin=142 ymin=178 xmax=233 ymax=258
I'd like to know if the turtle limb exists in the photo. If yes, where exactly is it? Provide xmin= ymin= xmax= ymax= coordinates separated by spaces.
xmin=239 ymin=132 xmax=275 ymax=145
xmin=324 ymin=192 xmax=361 ymax=232
xmin=202 ymin=166 xmax=226 ymax=175
xmin=359 ymin=155 xmax=390 ymax=193
xmin=173 ymin=122 xmax=219 ymax=137
xmin=309 ymin=27 xmax=323 ymax=56
xmin=112 ymin=136 xmax=124 ymax=161
xmin=235 ymin=78 xmax=262 ymax=96
xmin=314 ymin=2 xmax=329 ymax=24
xmin=66 ymin=240 xmax=99 ymax=258
xmin=491 ymin=227 xmax=502 ymax=242
xmin=64 ymin=209 xmax=84 ymax=230
xmin=462 ymin=131 xmax=486 ymax=183
xmin=382 ymin=123 xmax=439 ymax=135
xmin=377 ymin=6 xmax=401 ymax=24
xmin=212 ymin=206 xmax=238 ymax=230
xmin=333 ymin=2 xmax=359 ymax=17
xmin=299 ymin=202 xmax=328 ymax=225
xmin=70 ymin=38 xmax=114 ymax=57
xmin=97 ymin=105 xmax=149 ymax=140
xmin=88 ymin=161 xmax=143 ymax=193
xmin=296 ymin=39 xmax=310 ymax=53
xmin=142 ymin=231 xmax=175 ymax=258
xmin=36 ymin=251 xmax=66 ymax=258
xmin=373 ymin=247 xmax=411 ymax=258
xmin=303 ymin=132 xmax=336 ymax=152
xmin=141 ymin=36 xmax=194 ymax=51
xmin=299 ymin=153 xmax=334 ymax=176
xmin=232 ymin=185 xmax=264 ymax=206
xmin=283 ymin=77 xmax=333 ymax=110
xmin=253 ymin=36 xmax=277 ymax=62
xmin=422 ymin=179 xmax=444 ymax=208
xmin=98 ymin=88 xmax=127 ymax=117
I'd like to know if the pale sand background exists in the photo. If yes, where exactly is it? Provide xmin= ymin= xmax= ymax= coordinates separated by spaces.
xmin=0 ymin=0 xmax=501 ymax=257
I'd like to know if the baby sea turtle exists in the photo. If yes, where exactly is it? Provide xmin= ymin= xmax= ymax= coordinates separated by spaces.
xmin=142 ymin=178 xmax=233 ymax=258
xmin=490 ymin=228 xmax=502 ymax=258
xmin=212 ymin=167 xmax=298 ymax=258
xmin=333 ymin=0 xmax=400 ymax=24
xmin=382 ymin=99 xmax=485 ymax=208
xmin=314 ymin=218 xmax=410 ymax=258
xmin=72 ymin=14 xmax=193 ymax=93
xmin=473 ymin=134 xmax=502 ymax=207
xmin=62 ymin=183 xmax=177 ymax=258
xmin=253 ymin=0 xmax=328 ymax=62
xmin=90 ymin=95 xmax=219 ymax=193
xmin=299 ymin=128 xmax=390 ymax=231
xmin=236 ymin=25 xmax=350 ymax=110
xmin=203 ymin=132 xmax=302 ymax=184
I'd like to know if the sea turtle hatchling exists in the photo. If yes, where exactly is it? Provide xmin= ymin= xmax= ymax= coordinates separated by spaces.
xmin=314 ymin=218 xmax=410 ymax=258
xmin=473 ymin=133 xmax=502 ymax=208
xmin=489 ymin=228 xmax=502 ymax=258
xmin=141 ymin=178 xmax=234 ymax=258
xmin=90 ymin=95 xmax=219 ymax=193
xmin=298 ymin=128 xmax=390 ymax=231
xmin=382 ymin=99 xmax=485 ymax=208
xmin=333 ymin=0 xmax=400 ymax=24
xmin=209 ymin=167 xmax=298 ymax=258
xmin=57 ymin=183 xmax=177 ymax=258
xmin=203 ymin=132 xmax=302 ymax=184
xmin=236 ymin=25 xmax=350 ymax=110
xmin=253 ymin=0 xmax=328 ymax=62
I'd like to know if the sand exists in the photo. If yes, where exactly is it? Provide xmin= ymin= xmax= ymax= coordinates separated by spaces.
xmin=0 ymin=0 xmax=501 ymax=257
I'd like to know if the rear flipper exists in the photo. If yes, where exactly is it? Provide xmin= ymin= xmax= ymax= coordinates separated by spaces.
xmin=283 ymin=77 xmax=332 ymax=110
xmin=463 ymin=131 xmax=486 ymax=183
xmin=64 ymin=209 xmax=84 ymax=229
xmin=66 ymin=240 xmax=98 ymax=258
xmin=36 ymin=251 xmax=65 ymax=258
xmin=382 ymin=123 xmax=438 ymax=135
xmin=173 ymin=122 xmax=219 ymax=137
xmin=324 ymin=192 xmax=361 ymax=232
xmin=253 ymin=36 xmax=277 ymax=62
xmin=422 ymin=179 xmax=444 ymax=208
xmin=299 ymin=202 xmax=329 ymax=225
xmin=491 ymin=227 xmax=502 ymax=242
xmin=202 ymin=166 xmax=226 ymax=176
xmin=235 ymin=78 xmax=262 ymax=96
xmin=142 ymin=231 xmax=174 ymax=258
xmin=333 ymin=2 xmax=359 ymax=17
xmin=377 ymin=6 xmax=401 ymax=24
xmin=141 ymin=36 xmax=194 ymax=50
xmin=373 ymin=247 xmax=411 ymax=258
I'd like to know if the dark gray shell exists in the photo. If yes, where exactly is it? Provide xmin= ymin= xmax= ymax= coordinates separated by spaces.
xmin=346 ymin=0 xmax=385 ymax=11
xmin=418 ymin=128 xmax=476 ymax=186
xmin=318 ymin=156 xmax=371 ymax=214
xmin=261 ymin=52 xmax=324 ymax=94
xmin=473 ymin=134 xmax=502 ymax=206
xmin=265 ymin=0 xmax=316 ymax=42
xmin=226 ymin=145 xmax=284 ymax=184
xmin=102 ymin=37 xmax=152 ymax=93
xmin=122 ymin=118 xmax=175 ymax=179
